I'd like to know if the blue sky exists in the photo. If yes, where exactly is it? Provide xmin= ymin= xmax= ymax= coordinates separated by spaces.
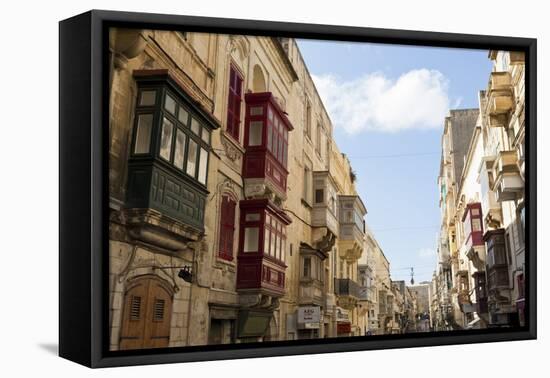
xmin=297 ymin=39 xmax=493 ymax=283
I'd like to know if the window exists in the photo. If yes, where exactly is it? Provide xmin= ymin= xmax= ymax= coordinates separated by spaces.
xmin=218 ymin=196 xmax=236 ymax=261
xmin=258 ymin=210 xmax=287 ymax=263
xmin=315 ymin=189 xmax=324 ymax=204
xmin=316 ymin=123 xmax=322 ymax=155
xmin=159 ymin=117 xmax=174 ymax=161
xmin=173 ymin=130 xmax=186 ymax=170
xmin=139 ymin=90 xmax=156 ymax=106
xmin=303 ymin=160 xmax=312 ymax=205
xmin=198 ymin=147 xmax=208 ymax=185
xmin=248 ymin=121 xmax=263 ymax=146
xmin=134 ymin=114 xmax=153 ymax=154
xmin=243 ymin=227 xmax=259 ymax=252
xmin=267 ymin=116 xmax=287 ymax=166
xmin=131 ymin=84 xmax=212 ymax=187
xmin=227 ymin=65 xmax=243 ymax=141
xmin=303 ymin=257 xmax=311 ymax=278
xmin=305 ymin=100 xmax=311 ymax=138
xmin=186 ymin=139 xmax=198 ymax=177
xmin=164 ymin=94 xmax=176 ymax=114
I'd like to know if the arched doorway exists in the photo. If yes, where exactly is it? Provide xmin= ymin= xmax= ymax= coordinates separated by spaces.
xmin=252 ymin=65 xmax=266 ymax=93
xmin=119 ymin=275 xmax=174 ymax=350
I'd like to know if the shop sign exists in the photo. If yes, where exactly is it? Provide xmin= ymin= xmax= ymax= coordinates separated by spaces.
xmin=298 ymin=306 xmax=321 ymax=323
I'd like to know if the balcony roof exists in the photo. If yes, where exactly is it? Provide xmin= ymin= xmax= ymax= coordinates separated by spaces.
xmin=338 ymin=194 xmax=367 ymax=215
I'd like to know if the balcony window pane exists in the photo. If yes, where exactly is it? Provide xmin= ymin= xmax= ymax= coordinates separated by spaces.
xmin=243 ymin=227 xmax=259 ymax=252
xmin=277 ymin=234 xmax=282 ymax=260
xmin=186 ymin=139 xmax=198 ymax=177
xmin=278 ymin=134 xmax=283 ymax=162
xmin=264 ymin=228 xmax=270 ymax=254
xmin=198 ymin=147 xmax=208 ymax=184
xmin=246 ymin=213 xmax=260 ymax=222
xmin=272 ymin=131 xmax=278 ymax=156
xmin=269 ymin=231 xmax=276 ymax=256
xmin=173 ymin=130 xmax=186 ymax=170
xmin=178 ymin=106 xmax=189 ymax=125
xmin=303 ymin=257 xmax=311 ymax=278
xmin=268 ymin=107 xmax=273 ymax=122
xmin=164 ymin=94 xmax=176 ymax=114
xmin=250 ymin=106 xmax=263 ymax=116
xmin=267 ymin=124 xmax=273 ymax=152
xmin=201 ymin=128 xmax=210 ymax=144
xmin=139 ymin=90 xmax=156 ymax=106
xmin=191 ymin=117 xmax=200 ymax=135
xmin=134 ymin=114 xmax=153 ymax=154
xmin=159 ymin=117 xmax=174 ymax=161
xmin=249 ymin=121 xmax=263 ymax=146
xmin=315 ymin=189 xmax=324 ymax=204
xmin=472 ymin=218 xmax=482 ymax=232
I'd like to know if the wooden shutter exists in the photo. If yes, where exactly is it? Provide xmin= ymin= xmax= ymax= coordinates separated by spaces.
xmin=226 ymin=66 xmax=242 ymax=141
xmin=218 ymin=195 xmax=236 ymax=260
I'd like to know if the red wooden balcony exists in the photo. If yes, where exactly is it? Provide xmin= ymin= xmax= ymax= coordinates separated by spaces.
xmin=236 ymin=199 xmax=292 ymax=297
xmin=462 ymin=203 xmax=484 ymax=249
xmin=242 ymin=92 xmax=293 ymax=201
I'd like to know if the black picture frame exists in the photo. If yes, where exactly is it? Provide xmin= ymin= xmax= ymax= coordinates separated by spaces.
xmin=59 ymin=9 xmax=537 ymax=368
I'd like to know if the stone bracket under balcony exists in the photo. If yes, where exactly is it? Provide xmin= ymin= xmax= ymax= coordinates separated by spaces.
xmin=238 ymin=293 xmax=280 ymax=311
xmin=114 ymin=207 xmax=204 ymax=253
xmin=466 ymin=245 xmax=486 ymax=271
xmin=339 ymin=241 xmax=363 ymax=261
xmin=312 ymin=227 xmax=336 ymax=254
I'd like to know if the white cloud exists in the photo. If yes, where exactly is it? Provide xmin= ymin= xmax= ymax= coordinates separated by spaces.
xmin=452 ymin=96 xmax=463 ymax=108
xmin=418 ymin=248 xmax=436 ymax=259
xmin=312 ymin=69 xmax=450 ymax=133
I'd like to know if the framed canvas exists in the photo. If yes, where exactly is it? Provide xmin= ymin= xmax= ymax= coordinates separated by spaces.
xmin=59 ymin=10 xmax=537 ymax=368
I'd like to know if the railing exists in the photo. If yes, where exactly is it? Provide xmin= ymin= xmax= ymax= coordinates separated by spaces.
xmin=334 ymin=278 xmax=361 ymax=299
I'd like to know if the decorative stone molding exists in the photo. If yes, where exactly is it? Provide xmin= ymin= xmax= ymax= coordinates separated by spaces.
xmin=228 ymin=35 xmax=250 ymax=61
xmin=220 ymin=134 xmax=243 ymax=162
xmin=315 ymin=228 xmax=337 ymax=254
xmin=110 ymin=29 xmax=148 ymax=70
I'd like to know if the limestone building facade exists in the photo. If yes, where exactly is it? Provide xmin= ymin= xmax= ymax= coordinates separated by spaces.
xmin=433 ymin=50 xmax=525 ymax=330
xmin=107 ymin=28 xmax=375 ymax=349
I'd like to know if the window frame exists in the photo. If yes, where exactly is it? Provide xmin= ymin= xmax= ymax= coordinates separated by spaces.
xmin=226 ymin=64 xmax=243 ymax=142
xmin=130 ymin=84 xmax=212 ymax=188
xmin=218 ymin=195 xmax=237 ymax=261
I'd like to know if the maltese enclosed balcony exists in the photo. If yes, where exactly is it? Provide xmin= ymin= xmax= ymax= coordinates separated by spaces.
xmin=123 ymin=70 xmax=218 ymax=249
xmin=492 ymin=150 xmax=524 ymax=202
xmin=311 ymin=171 xmax=339 ymax=253
xmin=242 ymin=92 xmax=293 ymax=202
xmin=338 ymin=195 xmax=367 ymax=261
xmin=298 ymin=243 xmax=328 ymax=307
xmin=487 ymin=71 xmax=514 ymax=127
xmin=462 ymin=203 xmax=486 ymax=270
xmin=236 ymin=199 xmax=292 ymax=298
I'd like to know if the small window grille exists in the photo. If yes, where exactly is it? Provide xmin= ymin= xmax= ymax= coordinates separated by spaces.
xmin=130 ymin=296 xmax=141 ymax=320
xmin=153 ymin=298 xmax=165 ymax=321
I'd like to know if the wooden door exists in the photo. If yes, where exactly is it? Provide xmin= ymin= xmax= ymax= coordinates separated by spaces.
xmin=119 ymin=276 xmax=174 ymax=350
